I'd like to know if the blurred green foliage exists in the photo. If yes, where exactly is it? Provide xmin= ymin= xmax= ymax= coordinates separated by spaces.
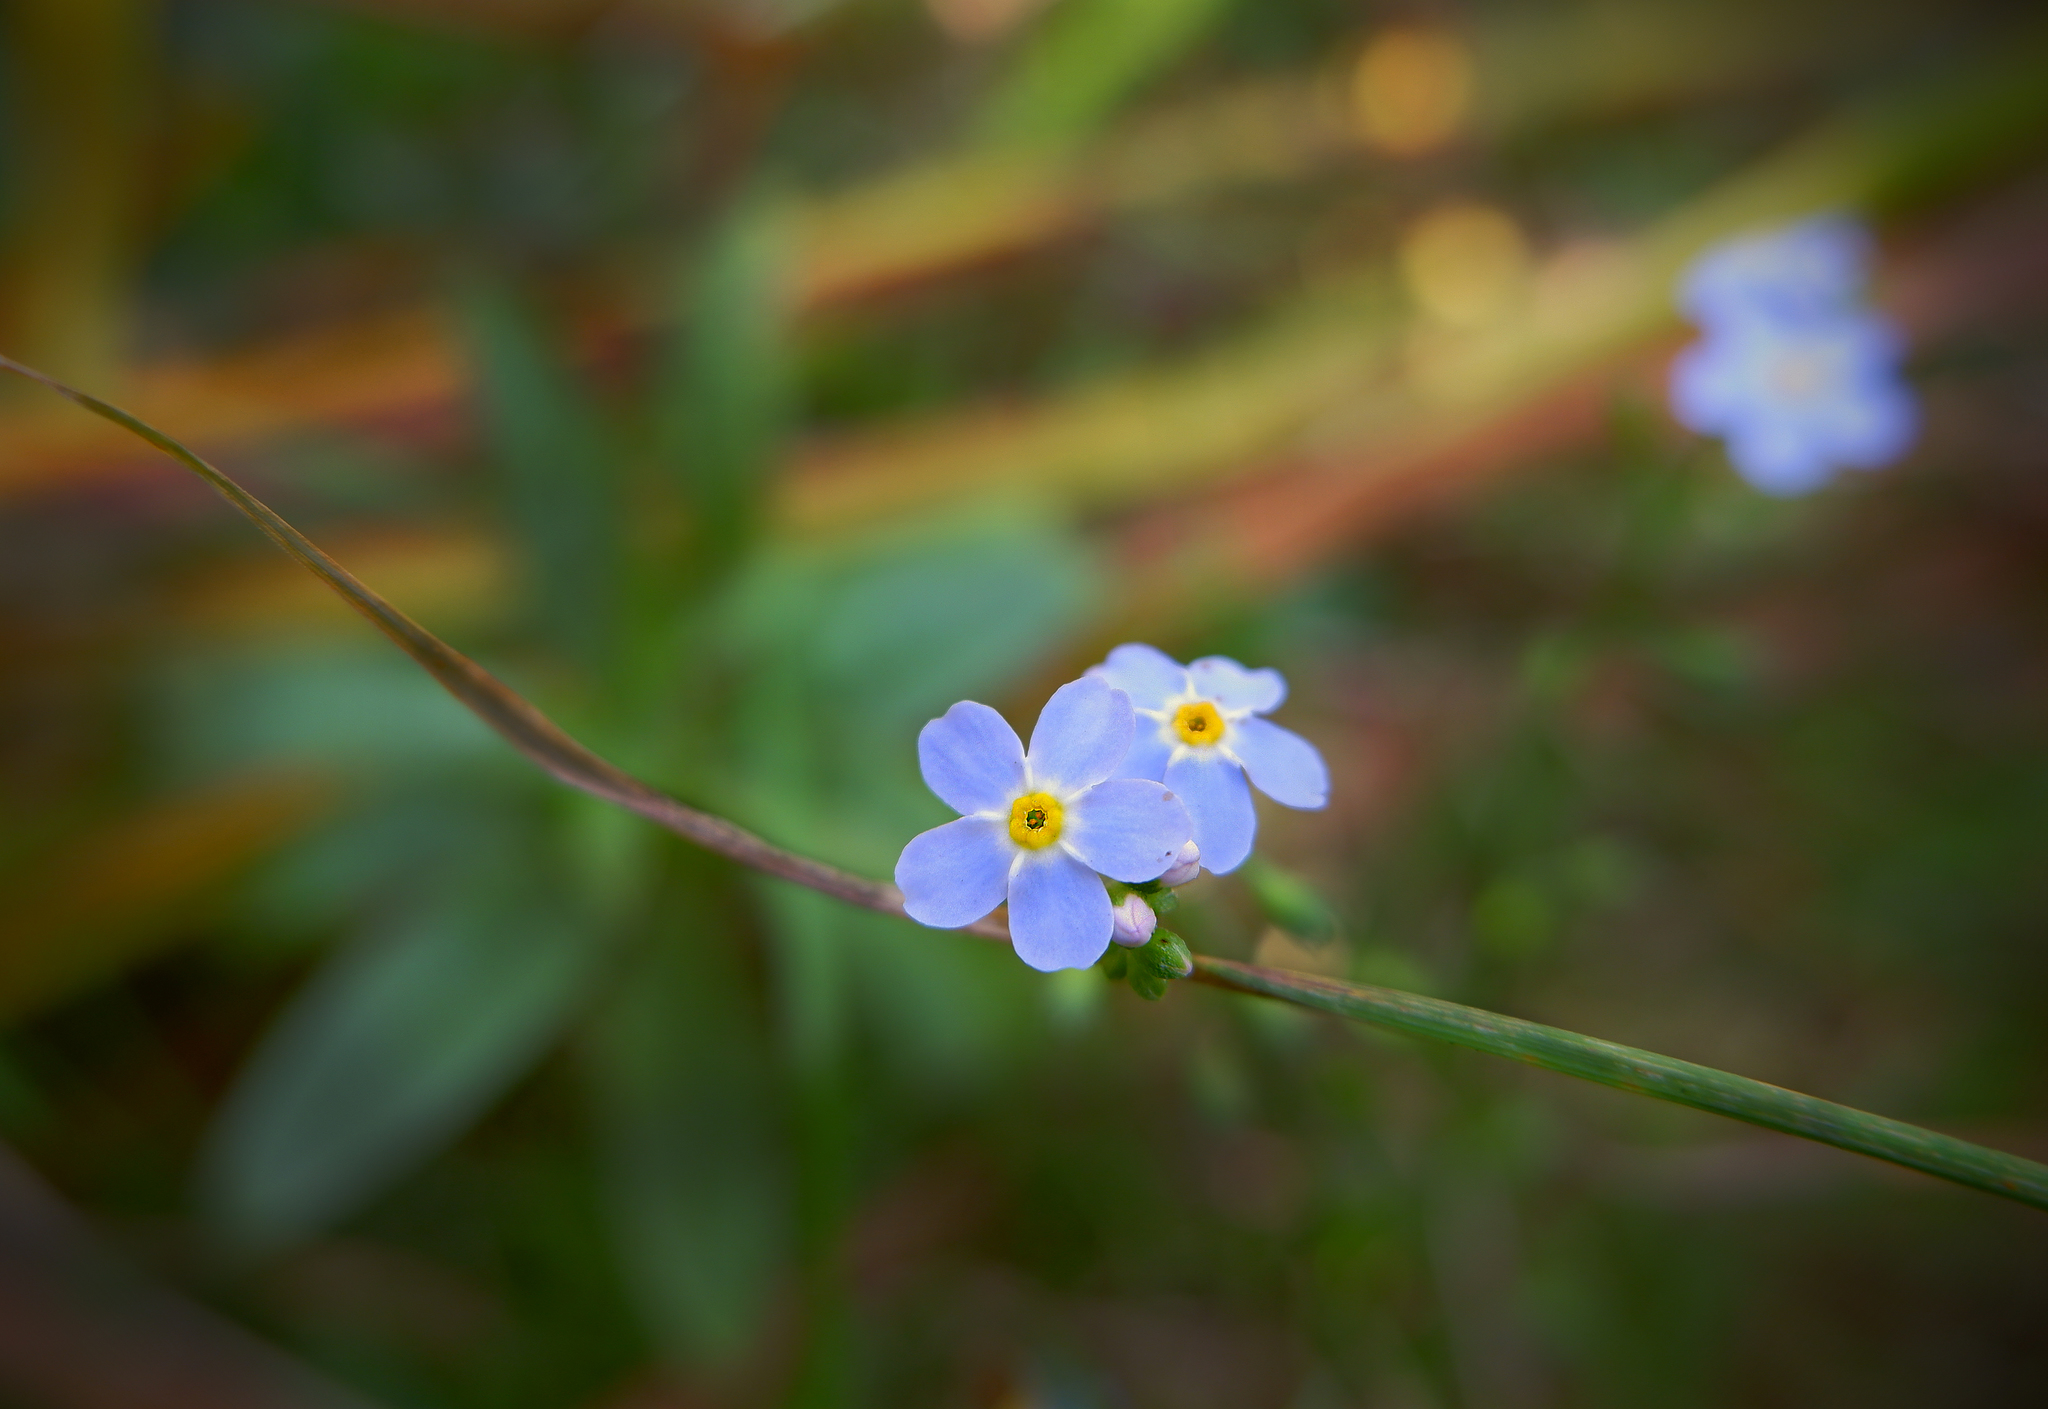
xmin=2 ymin=0 xmax=2047 ymax=1406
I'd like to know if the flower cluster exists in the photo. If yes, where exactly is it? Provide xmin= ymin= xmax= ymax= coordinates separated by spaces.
xmin=1668 ymin=216 xmax=1917 ymax=496
xmin=895 ymin=648 xmax=1329 ymax=973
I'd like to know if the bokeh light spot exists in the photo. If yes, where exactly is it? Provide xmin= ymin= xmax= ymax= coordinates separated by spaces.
xmin=1399 ymin=202 xmax=1531 ymax=328
xmin=926 ymin=0 xmax=1053 ymax=43
xmin=1351 ymin=27 xmax=1473 ymax=156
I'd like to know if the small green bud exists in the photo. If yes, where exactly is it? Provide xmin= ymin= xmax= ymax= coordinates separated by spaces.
xmin=1122 ymin=927 xmax=1193 ymax=999
xmin=1145 ymin=929 xmax=1194 ymax=979
xmin=1100 ymin=947 xmax=1129 ymax=980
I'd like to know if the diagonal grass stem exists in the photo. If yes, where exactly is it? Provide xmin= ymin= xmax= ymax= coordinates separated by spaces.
xmin=8 ymin=353 xmax=2044 ymax=1214
xmin=1194 ymin=957 xmax=2048 ymax=1212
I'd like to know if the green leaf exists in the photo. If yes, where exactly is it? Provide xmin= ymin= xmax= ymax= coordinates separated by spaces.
xmin=977 ymin=0 xmax=1233 ymax=148
xmin=459 ymin=276 xmax=622 ymax=665
xmin=583 ymin=931 xmax=791 ymax=1366
xmin=756 ymin=881 xmax=855 ymax=1073
xmin=1469 ymin=873 xmax=1555 ymax=959
xmin=655 ymin=194 xmax=793 ymax=584
xmin=1240 ymin=855 xmax=1339 ymax=946
xmin=151 ymin=642 xmax=500 ymax=783
xmin=232 ymin=790 xmax=521 ymax=948
xmin=718 ymin=510 xmax=1097 ymax=872
xmin=807 ymin=517 xmax=1097 ymax=731
xmin=200 ymin=875 xmax=607 ymax=1248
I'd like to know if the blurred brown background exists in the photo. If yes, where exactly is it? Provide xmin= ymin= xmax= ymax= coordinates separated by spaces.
xmin=2 ymin=1 xmax=2047 ymax=1406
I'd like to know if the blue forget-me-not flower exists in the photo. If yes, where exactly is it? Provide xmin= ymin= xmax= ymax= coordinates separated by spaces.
xmin=1671 ymin=310 xmax=1917 ymax=496
xmin=896 ymin=676 xmax=1195 ymax=972
xmin=1669 ymin=215 xmax=1917 ymax=496
xmin=1086 ymin=644 xmax=1328 ymax=876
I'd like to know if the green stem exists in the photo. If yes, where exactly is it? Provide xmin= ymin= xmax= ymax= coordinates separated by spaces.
xmin=1193 ymin=956 xmax=2048 ymax=1213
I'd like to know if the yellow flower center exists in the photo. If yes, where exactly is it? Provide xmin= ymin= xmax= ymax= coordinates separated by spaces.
xmin=1173 ymin=700 xmax=1226 ymax=747
xmin=1008 ymin=791 xmax=1064 ymax=849
xmin=1769 ymin=349 xmax=1831 ymax=400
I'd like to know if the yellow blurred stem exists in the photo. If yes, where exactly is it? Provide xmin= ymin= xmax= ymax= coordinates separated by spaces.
xmin=0 ymin=0 xmax=150 ymax=394
xmin=169 ymin=525 xmax=511 ymax=641
xmin=0 ymin=774 xmax=334 ymax=1023
xmin=0 ymin=6 xmax=1951 ymax=497
xmin=59 ymin=35 xmax=2048 ymax=660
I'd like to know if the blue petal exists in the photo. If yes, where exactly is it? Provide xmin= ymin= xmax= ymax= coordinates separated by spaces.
xmin=1007 ymin=850 xmax=1112 ymax=972
xmin=1119 ymin=725 xmax=1175 ymax=782
xmin=1668 ymin=340 xmax=1744 ymax=433
xmin=1027 ymin=676 xmax=1134 ymax=795
xmin=1189 ymin=656 xmax=1287 ymax=713
xmin=1062 ymin=778 xmax=1194 ymax=882
xmin=1165 ymin=752 xmax=1256 ymax=875
xmin=1679 ymin=216 xmax=1870 ymax=327
xmin=1229 ymin=717 xmax=1328 ymax=809
xmin=895 ymin=817 xmax=1011 ymax=928
xmin=1087 ymin=643 xmax=1187 ymax=711
xmin=1727 ymin=420 xmax=1835 ymax=496
xmin=1827 ymin=379 xmax=1917 ymax=469
xmin=918 ymin=701 xmax=1026 ymax=816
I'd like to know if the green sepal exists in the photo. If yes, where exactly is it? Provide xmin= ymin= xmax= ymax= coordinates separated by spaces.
xmin=1125 ymin=877 xmax=1178 ymax=913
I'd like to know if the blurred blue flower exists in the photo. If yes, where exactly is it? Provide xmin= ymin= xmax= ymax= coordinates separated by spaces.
xmin=896 ymin=676 xmax=1194 ymax=972
xmin=1671 ymin=215 xmax=1917 ymax=495
xmin=1670 ymin=309 xmax=1918 ymax=496
xmin=1086 ymin=645 xmax=1328 ymax=876
xmin=1678 ymin=215 xmax=1871 ymax=328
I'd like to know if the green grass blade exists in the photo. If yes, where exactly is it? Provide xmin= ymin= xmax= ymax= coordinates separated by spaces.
xmin=978 ymin=0 xmax=1232 ymax=148
xmin=459 ymin=278 xmax=623 ymax=666
xmin=201 ymin=877 xmax=606 ymax=1248
xmin=1194 ymin=956 xmax=2048 ymax=1213
xmin=654 ymin=194 xmax=792 ymax=586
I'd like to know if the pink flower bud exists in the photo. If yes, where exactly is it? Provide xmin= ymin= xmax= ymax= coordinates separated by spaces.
xmin=1110 ymin=893 xmax=1157 ymax=947
xmin=1158 ymin=840 xmax=1202 ymax=888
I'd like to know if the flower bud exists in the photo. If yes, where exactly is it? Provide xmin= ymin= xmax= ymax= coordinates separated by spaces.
xmin=1125 ymin=928 xmax=1193 ymax=999
xmin=1110 ymin=892 xmax=1157 ymax=947
xmin=1148 ymin=929 xmax=1194 ymax=979
xmin=1158 ymin=840 xmax=1202 ymax=888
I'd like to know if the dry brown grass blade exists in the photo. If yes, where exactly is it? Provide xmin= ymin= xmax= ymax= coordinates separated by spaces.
xmin=0 ymin=1141 xmax=388 ymax=1409
xmin=0 ymin=354 xmax=986 ymax=935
